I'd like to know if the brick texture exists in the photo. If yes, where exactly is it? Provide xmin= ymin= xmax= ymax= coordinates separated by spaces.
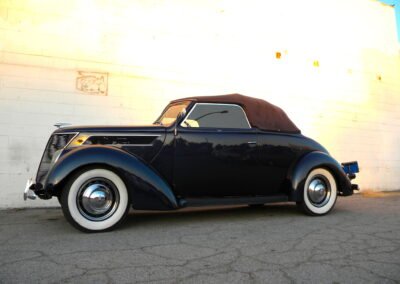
xmin=0 ymin=0 xmax=399 ymax=207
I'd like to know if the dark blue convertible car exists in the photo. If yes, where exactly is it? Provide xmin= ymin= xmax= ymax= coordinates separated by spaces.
xmin=24 ymin=94 xmax=359 ymax=232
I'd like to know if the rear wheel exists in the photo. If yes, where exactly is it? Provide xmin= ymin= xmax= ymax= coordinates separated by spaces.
xmin=297 ymin=168 xmax=337 ymax=216
xmin=61 ymin=168 xmax=130 ymax=232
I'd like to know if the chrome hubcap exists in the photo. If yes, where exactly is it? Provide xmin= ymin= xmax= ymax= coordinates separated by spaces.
xmin=307 ymin=176 xmax=331 ymax=207
xmin=77 ymin=178 xmax=119 ymax=221
xmin=81 ymin=184 xmax=113 ymax=215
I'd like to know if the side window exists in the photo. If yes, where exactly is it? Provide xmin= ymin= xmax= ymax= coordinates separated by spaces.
xmin=181 ymin=103 xmax=251 ymax=129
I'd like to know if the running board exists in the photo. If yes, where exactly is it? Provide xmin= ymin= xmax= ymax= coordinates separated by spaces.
xmin=179 ymin=195 xmax=288 ymax=208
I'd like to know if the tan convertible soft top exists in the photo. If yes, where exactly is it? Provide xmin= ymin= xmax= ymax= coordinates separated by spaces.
xmin=172 ymin=93 xmax=300 ymax=133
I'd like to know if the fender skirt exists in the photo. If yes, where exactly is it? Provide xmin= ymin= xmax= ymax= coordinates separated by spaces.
xmin=288 ymin=151 xmax=353 ymax=201
xmin=44 ymin=146 xmax=179 ymax=210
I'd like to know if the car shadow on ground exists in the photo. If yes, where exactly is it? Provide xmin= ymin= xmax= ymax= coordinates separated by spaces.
xmin=7 ymin=202 xmax=302 ymax=233
xmin=121 ymin=202 xmax=300 ymax=229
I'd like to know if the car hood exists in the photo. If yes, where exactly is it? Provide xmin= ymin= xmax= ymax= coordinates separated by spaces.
xmin=53 ymin=124 xmax=166 ymax=134
xmin=53 ymin=124 xmax=167 ymax=164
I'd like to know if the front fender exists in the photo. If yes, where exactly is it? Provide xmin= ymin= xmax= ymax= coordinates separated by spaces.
xmin=288 ymin=151 xmax=352 ymax=201
xmin=44 ymin=146 xmax=179 ymax=210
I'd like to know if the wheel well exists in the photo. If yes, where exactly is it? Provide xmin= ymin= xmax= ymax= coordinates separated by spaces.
xmin=52 ymin=163 xmax=130 ymax=200
xmin=320 ymin=165 xmax=340 ymax=189
xmin=310 ymin=165 xmax=339 ymax=182
xmin=294 ymin=165 xmax=339 ymax=202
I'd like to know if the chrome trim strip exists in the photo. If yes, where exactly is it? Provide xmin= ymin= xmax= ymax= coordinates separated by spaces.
xmin=52 ymin=132 xmax=79 ymax=164
xmin=53 ymin=132 xmax=79 ymax=135
xmin=63 ymin=132 xmax=79 ymax=148
xmin=52 ymin=149 xmax=64 ymax=164
xmin=181 ymin=103 xmax=252 ymax=129
xmin=85 ymin=133 xmax=161 ymax=137
xmin=113 ymin=144 xmax=155 ymax=147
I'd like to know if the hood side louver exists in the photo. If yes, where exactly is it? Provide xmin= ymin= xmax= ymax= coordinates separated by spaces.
xmin=84 ymin=135 xmax=158 ymax=146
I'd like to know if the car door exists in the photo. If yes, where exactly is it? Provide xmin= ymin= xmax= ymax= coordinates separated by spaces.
xmin=173 ymin=103 xmax=265 ymax=197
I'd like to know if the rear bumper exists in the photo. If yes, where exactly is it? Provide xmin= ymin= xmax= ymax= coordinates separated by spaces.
xmin=23 ymin=178 xmax=37 ymax=200
xmin=340 ymin=161 xmax=360 ymax=195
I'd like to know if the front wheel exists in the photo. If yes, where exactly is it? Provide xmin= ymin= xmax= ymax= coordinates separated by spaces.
xmin=297 ymin=168 xmax=337 ymax=216
xmin=61 ymin=168 xmax=130 ymax=232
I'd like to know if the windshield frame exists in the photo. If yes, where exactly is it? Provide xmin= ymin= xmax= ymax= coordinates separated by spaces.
xmin=154 ymin=100 xmax=191 ymax=127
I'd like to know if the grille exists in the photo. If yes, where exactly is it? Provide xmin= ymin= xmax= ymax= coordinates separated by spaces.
xmin=36 ymin=133 xmax=77 ymax=184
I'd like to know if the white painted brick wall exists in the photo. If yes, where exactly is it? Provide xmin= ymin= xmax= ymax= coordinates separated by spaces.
xmin=0 ymin=0 xmax=399 ymax=208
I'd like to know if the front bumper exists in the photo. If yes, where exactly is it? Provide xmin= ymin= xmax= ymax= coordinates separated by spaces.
xmin=23 ymin=178 xmax=37 ymax=200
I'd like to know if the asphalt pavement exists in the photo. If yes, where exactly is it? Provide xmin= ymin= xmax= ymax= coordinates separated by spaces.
xmin=0 ymin=192 xmax=399 ymax=283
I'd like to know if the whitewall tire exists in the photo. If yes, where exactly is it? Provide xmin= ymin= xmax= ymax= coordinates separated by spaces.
xmin=298 ymin=168 xmax=337 ymax=216
xmin=61 ymin=168 xmax=130 ymax=232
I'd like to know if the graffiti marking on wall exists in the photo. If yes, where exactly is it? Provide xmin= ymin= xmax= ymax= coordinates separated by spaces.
xmin=76 ymin=71 xmax=108 ymax=96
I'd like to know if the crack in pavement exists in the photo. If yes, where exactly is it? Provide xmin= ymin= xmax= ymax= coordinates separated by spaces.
xmin=0 ymin=193 xmax=399 ymax=283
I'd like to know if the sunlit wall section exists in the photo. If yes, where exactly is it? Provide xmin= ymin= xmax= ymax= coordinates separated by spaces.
xmin=0 ymin=0 xmax=399 ymax=207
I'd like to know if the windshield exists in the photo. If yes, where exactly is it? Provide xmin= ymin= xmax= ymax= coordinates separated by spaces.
xmin=154 ymin=101 xmax=190 ymax=126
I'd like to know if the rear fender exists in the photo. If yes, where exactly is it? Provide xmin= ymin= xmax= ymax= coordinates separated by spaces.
xmin=288 ymin=151 xmax=352 ymax=201
xmin=44 ymin=146 xmax=179 ymax=210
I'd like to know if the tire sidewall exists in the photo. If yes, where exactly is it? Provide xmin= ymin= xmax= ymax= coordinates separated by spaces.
xmin=62 ymin=168 xmax=129 ymax=232
xmin=303 ymin=168 xmax=337 ymax=215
